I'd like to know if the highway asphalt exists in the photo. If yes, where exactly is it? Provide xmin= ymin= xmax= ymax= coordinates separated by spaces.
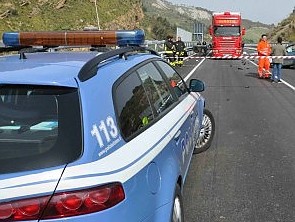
xmin=178 ymin=57 xmax=295 ymax=222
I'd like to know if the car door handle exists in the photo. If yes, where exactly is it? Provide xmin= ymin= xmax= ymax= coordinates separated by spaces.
xmin=174 ymin=130 xmax=181 ymax=141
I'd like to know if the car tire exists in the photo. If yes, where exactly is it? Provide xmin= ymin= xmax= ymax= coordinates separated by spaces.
xmin=171 ymin=184 xmax=184 ymax=222
xmin=194 ymin=109 xmax=215 ymax=154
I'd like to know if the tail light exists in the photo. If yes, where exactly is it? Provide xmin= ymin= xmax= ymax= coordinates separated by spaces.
xmin=0 ymin=183 xmax=125 ymax=221
xmin=0 ymin=196 xmax=49 ymax=221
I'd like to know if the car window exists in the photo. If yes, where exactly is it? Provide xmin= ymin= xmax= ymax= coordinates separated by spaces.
xmin=115 ymin=72 xmax=155 ymax=139
xmin=137 ymin=62 xmax=175 ymax=114
xmin=0 ymin=85 xmax=82 ymax=173
xmin=155 ymin=60 xmax=188 ymax=97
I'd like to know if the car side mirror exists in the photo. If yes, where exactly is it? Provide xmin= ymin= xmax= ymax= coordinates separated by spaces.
xmin=189 ymin=79 xmax=205 ymax=92
xmin=241 ymin=27 xmax=246 ymax=35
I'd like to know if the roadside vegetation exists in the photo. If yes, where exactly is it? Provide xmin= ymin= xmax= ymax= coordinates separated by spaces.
xmin=0 ymin=0 xmax=142 ymax=36
xmin=0 ymin=0 xmax=294 ymax=44
xmin=269 ymin=12 xmax=295 ymax=43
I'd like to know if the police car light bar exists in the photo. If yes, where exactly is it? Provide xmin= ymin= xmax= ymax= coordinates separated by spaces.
xmin=2 ymin=30 xmax=145 ymax=47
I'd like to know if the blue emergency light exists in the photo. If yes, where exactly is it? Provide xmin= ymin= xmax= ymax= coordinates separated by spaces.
xmin=2 ymin=29 xmax=145 ymax=47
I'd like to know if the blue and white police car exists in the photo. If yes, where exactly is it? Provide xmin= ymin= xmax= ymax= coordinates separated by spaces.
xmin=0 ymin=30 xmax=215 ymax=221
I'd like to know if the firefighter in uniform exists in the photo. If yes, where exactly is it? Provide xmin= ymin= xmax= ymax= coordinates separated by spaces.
xmin=257 ymin=34 xmax=271 ymax=78
xmin=164 ymin=35 xmax=176 ymax=66
xmin=174 ymin=36 xmax=186 ymax=66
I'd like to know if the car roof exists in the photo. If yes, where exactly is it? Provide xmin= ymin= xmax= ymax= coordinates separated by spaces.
xmin=0 ymin=52 xmax=98 ymax=87
xmin=0 ymin=50 xmax=159 ymax=87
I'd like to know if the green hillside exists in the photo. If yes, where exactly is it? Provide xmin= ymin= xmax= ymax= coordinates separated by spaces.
xmin=269 ymin=11 xmax=295 ymax=42
xmin=0 ymin=0 xmax=284 ymax=44
xmin=0 ymin=0 xmax=143 ymax=36
xmin=243 ymin=27 xmax=270 ymax=43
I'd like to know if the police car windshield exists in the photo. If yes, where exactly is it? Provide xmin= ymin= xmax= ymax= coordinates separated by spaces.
xmin=0 ymin=85 xmax=82 ymax=174
xmin=214 ymin=26 xmax=240 ymax=37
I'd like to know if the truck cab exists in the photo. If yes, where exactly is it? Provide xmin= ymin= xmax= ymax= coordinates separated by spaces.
xmin=209 ymin=11 xmax=245 ymax=57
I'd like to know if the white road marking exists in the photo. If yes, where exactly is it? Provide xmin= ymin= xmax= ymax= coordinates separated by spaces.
xmin=247 ymin=59 xmax=295 ymax=91
xmin=184 ymin=57 xmax=206 ymax=82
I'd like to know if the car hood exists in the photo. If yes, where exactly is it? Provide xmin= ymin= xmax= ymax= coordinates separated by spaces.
xmin=0 ymin=165 xmax=66 ymax=202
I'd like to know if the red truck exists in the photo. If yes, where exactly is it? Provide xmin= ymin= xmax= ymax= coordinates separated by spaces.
xmin=209 ymin=12 xmax=245 ymax=57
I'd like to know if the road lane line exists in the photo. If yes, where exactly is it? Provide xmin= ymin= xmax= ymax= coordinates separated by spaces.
xmin=184 ymin=57 xmax=206 ymax=82
xmin=247 ymin=59 xmax=295 ymax=91
xmin=281 ymin=79 xmax=295 ymax=91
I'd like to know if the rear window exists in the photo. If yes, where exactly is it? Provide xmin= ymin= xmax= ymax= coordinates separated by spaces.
xmin=0 ymin=85 xmax=82 ymax=174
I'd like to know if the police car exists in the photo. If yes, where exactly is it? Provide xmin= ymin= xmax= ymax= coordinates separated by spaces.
xmin=0 ymin=30 xmax=215 ymax=221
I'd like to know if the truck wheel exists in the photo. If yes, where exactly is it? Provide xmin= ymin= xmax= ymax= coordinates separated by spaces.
xmin=171 ymin=184 xmax=184 ymax=222
xmin=194 ymin=109 xmax=215 ymax=154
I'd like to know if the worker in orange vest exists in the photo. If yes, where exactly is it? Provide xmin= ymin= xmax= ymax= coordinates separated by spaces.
xmin=257 ymin=34 xmax=271 ymax=78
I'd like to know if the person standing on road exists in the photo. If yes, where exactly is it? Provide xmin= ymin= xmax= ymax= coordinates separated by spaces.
xmin=257 ymin=34 xmax=271 ymax=78
xmin=164 ymin=35 xmax=176 ymax=66
xmin=271 ymin=36 xmax=287 ymax=83
xmin=174 ymin=36 xmax=186 ymax=66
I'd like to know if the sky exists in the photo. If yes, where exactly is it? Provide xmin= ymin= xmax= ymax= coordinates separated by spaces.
xmin=167 ymin=0 xmax=294 ymax=25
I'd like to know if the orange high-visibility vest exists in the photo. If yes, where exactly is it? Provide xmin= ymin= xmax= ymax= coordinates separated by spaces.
xmin=257 ymin=40 xmax=271 ymax=56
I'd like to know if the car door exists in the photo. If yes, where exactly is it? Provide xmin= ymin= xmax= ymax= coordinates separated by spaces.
xmin=153 ymin=60 xmax=199 ymax=176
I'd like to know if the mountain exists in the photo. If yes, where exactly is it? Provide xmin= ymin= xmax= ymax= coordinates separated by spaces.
xmin=0 ymin=0 xmax=143 ymax=36
xmin=269 ymin=9 xmax=295 ymax=42
xmin=0 ymin=0 xmax=274 ymax=44
xmin=142 ymin=0 xmax=211 ymax=28
xmin=142 ymin=0 xmax=272 ymax=43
